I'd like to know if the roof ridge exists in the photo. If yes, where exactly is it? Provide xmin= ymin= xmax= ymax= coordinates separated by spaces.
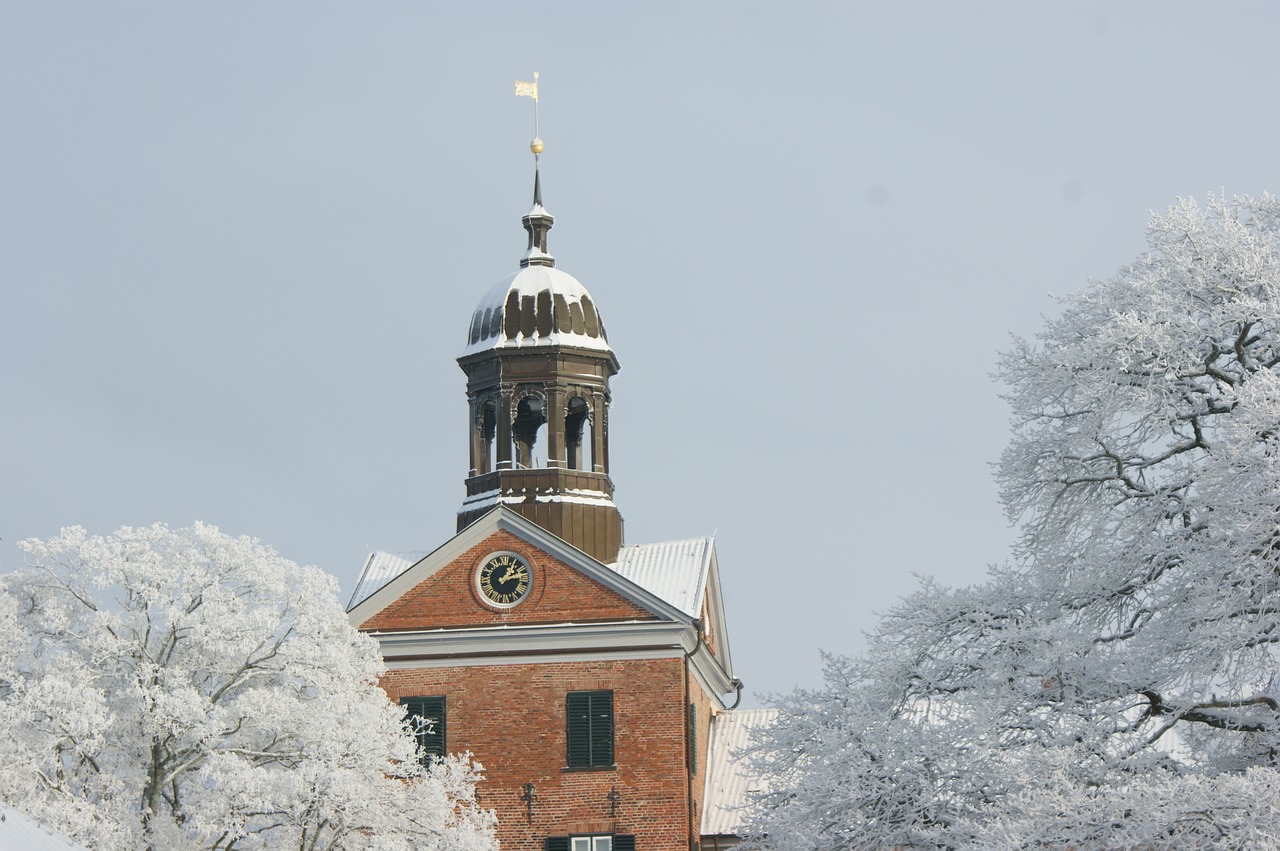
xmin=619 ymin=534 xmax=714 ymax=549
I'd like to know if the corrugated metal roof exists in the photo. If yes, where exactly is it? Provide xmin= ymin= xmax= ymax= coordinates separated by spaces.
xmin=347 ymin=551 xmax=427 ymax=609
xmin=611 ymin=537 xmax=713 ymax=618
xmin=701 ymin=707 xmax=778 ymax=838
xmin=350 ymin=535 xmax=716 ymax=618
xmin=348 ymin=532 xmax=716 ymax=620
xmin=0 ymin=805 xmax=90 ymax=851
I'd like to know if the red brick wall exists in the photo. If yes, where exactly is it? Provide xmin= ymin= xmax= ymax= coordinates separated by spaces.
xmin=382 ymin=658 xmax=699 ymax=851
xmin=359 ymin=530 xmax=656 ymax=632
xmin=688 ymin=672 xmax=716 ymax=842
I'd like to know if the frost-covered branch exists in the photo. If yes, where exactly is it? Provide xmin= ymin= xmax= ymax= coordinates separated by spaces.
xmin=745 ymin=194 xmax=1280 ymax=849
xmin=0 ymin=523 xmax=497 ymax=851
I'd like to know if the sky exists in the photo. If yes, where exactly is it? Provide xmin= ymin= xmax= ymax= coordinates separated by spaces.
xmin=3 ymin=1 xmax=1279 ymax=706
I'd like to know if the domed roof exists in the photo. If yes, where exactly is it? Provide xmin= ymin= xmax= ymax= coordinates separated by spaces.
xmin=462 ymin=264 xmax=611 ymax=356
xmin=461 ymin=169 xmax=611 ymax=357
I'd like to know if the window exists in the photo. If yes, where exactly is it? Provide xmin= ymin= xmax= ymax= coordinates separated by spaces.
xmin=564 ymin=396 xmax=592 ymax=470
xmin=545 ymin=835 xmax=634 ymax=851
xmin=566 ymin=690 xmax=613 ymax=768
xmin=513 ymin=395 xmax=547 ymax=469
xmin=474 ymin=400 xmax=496 ymax=474
xmin=400 ymin=696 xmax=446 ymax=760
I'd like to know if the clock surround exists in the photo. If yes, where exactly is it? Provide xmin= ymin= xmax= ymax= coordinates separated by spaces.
xmin=475 ymin=550 xmax=532 ymax=609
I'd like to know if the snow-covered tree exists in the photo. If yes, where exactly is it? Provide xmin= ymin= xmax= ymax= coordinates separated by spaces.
xmin=0 ymin=523 xmax=497 ymax=851
xmin=745 ymin=194 xmax=1280 ymax=848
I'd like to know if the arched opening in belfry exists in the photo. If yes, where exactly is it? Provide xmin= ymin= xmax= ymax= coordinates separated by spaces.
xmin=513 ymin=395 xmax=547 ymax=469
xmin=475 ymin=401 xmax=497 ymax=474
xmin=564 ymin=396 xmax=593 ymax=471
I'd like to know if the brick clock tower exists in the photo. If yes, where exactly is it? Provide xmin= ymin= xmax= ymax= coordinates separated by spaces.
xmin=347 ymin=157 xmax=746 ymax=851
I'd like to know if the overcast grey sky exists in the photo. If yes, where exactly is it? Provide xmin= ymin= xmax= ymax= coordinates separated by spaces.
xmin=3 ymin=1 xmax=1278 ymax=705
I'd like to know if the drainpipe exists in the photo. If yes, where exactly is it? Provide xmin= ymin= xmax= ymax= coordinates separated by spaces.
xmin=684 ymin=620 xmax=705 ymax=851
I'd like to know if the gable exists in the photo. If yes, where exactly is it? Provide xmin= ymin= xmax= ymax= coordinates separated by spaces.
xmin=348 ymin=508 xmax=692 ymax=631
xmin=348 ymin=508 xmax=738 ymax=708
xmin=702 ymin=597 xmax=718 ymax=656
xmin=699 ymin=550 xmax=733 ymax=677
xmin=358 ymin=528 xmax=656 ymax=631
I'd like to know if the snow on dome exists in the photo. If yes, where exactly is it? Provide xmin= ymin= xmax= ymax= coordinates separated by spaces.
xmin=462 ymin=264 xmax=612 ymax=357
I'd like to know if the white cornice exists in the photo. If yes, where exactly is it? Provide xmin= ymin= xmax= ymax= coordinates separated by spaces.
xmin=383 ymin=647 xmax=689 ymax=669
xmin=371 ymin=619 xmax=692 ymax=660
xmin=689 ymin=642 xmax=735 ymax=707
xmin=370 ymin=619 xmax=736 ymax=703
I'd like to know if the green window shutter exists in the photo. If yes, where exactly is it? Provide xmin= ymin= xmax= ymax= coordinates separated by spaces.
xmin=566 ymin=692 xmax=591 ymax=766
xmin=545 ymin=838 xmax=570 ymax=851
xmin=400 ymin=696 xmax=446 ymax=759
xmin=591 ymin=691 xmax=614 ymax=765
xmin=566 ymin=690 xmax=613 ymax=767
xmin=613 ymin=835 xmax=636 ymax=851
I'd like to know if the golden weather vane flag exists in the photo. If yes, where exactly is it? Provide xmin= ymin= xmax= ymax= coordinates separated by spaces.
xmin=514 ymin=76 xmax=538 ymax=101
xmin=515 ymin=72 xmax=543 ymax=157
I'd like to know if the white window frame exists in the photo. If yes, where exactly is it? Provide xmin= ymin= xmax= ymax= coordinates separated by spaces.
xmin=570 ymin=836 xmax=612 ymax=851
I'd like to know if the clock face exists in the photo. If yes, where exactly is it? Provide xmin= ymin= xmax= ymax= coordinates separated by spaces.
xmin=476 ymin=551 xmax=532 ymax=608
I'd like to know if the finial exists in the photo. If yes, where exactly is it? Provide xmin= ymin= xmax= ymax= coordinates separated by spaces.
xmin=515 ymin=72 xmax=542 ymax=162
xmin=515 ymin=74 xmax=553 ymax=268
xmin=520 ymin=169 xmax=554 ymax=268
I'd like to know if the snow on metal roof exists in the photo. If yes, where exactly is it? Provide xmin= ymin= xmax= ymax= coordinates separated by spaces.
xmin=461 ymin=265 xmax=613 ymax=357
xmin=348 ymin=536 xmax=714 ymax=618
xmin=347 ymin=551 xmax=428 ymax=610
xmin=701 ymin=708 xmax=778 ymax=838
xmin=0 ymin=804 xmax=90 ymax=851
xmin=611 ymin=537 xmax=713 ymax=619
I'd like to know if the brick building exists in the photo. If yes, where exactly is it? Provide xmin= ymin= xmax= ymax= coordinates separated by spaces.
xmin=346 ymin=166 xmax=752 ymax=851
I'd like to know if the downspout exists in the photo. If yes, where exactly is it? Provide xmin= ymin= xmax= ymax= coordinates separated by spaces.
xmin=686 ymin=623 xmax=744 ymax=848
xmin=684 ymin=619 xmax=705 ymax=851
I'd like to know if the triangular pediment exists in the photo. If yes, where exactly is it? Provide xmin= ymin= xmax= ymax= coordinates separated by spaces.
xmin=701 ymin=548 xmax=734 ymax=679
xmin=347 ymin=507 xmax=691 ymax=631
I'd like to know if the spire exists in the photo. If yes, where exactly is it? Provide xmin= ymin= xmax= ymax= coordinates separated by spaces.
xmin=520 ymin=168 xmax=555 ymax=268
xmin=515 ymin=73 xmax=553 ymax=268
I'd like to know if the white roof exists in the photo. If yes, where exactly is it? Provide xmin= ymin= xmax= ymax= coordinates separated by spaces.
xmin=0 ymin=805 xmax=90 ymax=851
xmin=347 ymin=551 xmax=428 ymax=609
xmin=701 ymin=708 xmax=778 ymax=838
xmin=613 ymin=537 xmax=714 ymax=619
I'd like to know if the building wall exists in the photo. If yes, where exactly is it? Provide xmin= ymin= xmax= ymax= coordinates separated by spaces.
xmin=359 ymin=529 xmax=654 ymax=632
xmin=382 ymin=657 xmax=700 ymax=851
xmin=688 ymin=674 xmax=716 ymax=844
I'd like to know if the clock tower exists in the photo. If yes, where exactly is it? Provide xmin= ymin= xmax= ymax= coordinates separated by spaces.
xmin=348 ymin=115 xmax=751 ymax=850
xmin=456 ymin=169 xmax=623 ymax=564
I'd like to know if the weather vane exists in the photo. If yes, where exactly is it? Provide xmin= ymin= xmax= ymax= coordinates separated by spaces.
xmin=514 ymin=71 xmax=542 ymax=161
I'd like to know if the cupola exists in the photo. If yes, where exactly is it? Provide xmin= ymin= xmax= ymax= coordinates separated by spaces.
xmin=456 ymin=166 xmax=623 ymax=564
